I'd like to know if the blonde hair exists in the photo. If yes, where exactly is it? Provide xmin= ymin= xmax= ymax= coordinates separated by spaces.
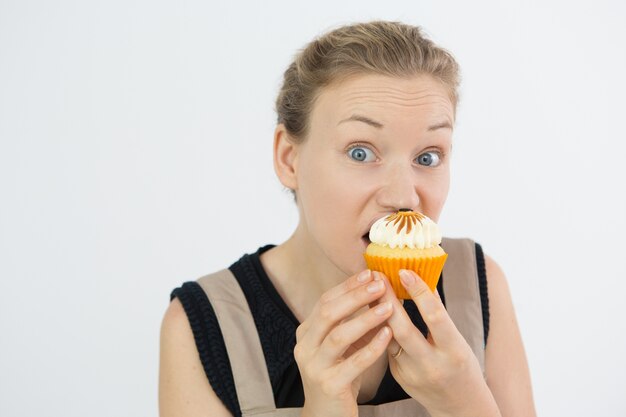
xmin=275 ymin=20 xmax=461 ymax=142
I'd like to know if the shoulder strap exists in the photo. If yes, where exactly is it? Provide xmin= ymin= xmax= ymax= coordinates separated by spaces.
xmin=440 ymin=237 xmax=486 ymax=374
xmin=197 ymin=269 xmax=276 ymax=415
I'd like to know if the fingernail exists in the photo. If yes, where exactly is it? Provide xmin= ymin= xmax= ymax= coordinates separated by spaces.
xmin=367 ymin=280 xmax=383 ymax=293
xmin=357 ymin=270 xmax=371 ymax=283
xmin=377 ymin=326 xmax=390 ymax=340
xmin=374 ymin=302 xmax=392 ymax=315
xmin=373 ymin=271 xmax=382 ymax=281
xmin=399 ymin=270 xmax=415 ymax=287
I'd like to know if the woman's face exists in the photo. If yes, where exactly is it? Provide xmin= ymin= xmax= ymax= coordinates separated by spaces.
xmin=292 ymin=73 xmax=455 ymax=276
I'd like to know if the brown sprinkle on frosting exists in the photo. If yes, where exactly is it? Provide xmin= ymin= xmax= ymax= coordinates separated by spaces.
xmin=384 ymin=210 xmax=425 ymax=234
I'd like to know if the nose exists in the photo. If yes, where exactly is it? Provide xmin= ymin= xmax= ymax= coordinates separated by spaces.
xmin=375 ymin=163 xmax=420 ymax=212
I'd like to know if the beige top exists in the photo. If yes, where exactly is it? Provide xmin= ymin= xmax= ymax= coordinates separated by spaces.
xmin=196 ymin=237 xmax=486 ymax=417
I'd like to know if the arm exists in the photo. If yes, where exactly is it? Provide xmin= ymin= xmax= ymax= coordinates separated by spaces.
xmin=484 ymin=254 xmax=537 ymax=417
xmin=159 ymin=298 xmax=233 ymax=417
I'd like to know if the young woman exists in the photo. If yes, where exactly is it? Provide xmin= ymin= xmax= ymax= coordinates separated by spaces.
xmin=159 ymin=21 xmax=536 ymax=417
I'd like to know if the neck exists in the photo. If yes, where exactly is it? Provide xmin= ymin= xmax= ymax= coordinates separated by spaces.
xmin=260 ymin=222 xmax=349 ymax=322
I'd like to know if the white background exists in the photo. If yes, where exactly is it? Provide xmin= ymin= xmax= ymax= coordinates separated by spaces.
xmin=1 ymin=0 xmax=625 ymax=416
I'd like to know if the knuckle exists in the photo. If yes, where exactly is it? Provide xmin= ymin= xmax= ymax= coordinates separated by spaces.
xmin=295 ymin=332 xmax=303 ymax=343
xmin=422 ymin=349 xmax=472 ymax=387
xmin=295 ymin=324 xmax=305 ymax=341
xmin=450 ymin=347 xmax=472 ymax=368
xmin=327 ymin=329 xmax=345 ymax=349
xmin=409 ymin=285 xmax=430 ymax=300
xmin=367 ymin=340 xmax=382 ymax=357
xmin=351 ymin=347 xmax=373 ymax=369
xmin=428 ymin=306 xmax=446 ymax=325
xmin=393 ymin=325 xmax=412 ymax=341
xmin=319 ymin=292 xmax=333 ymax=305
xmin=319 ymin=304 xmax=336 ymax=323
xmin=293 ymin=343 xmax=306 ymax=363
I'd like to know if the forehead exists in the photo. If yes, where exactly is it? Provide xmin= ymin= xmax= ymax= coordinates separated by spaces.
xmin=311 ymin=73 xmax=455 ymax=129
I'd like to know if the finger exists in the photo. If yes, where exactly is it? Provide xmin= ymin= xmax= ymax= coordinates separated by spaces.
xmin=367 ymin=272 xmax=387 ymax=309
xmin=317 ymin=301 xmax=393 ymax=366
xmin=372 ymin=272 xmax=429 ymax=357
xmin=399 ymin=269 xmax=461 ymax=348
xmin=297 ymin=269 xmax=374 ymax=340
xmin=387 ymin=337 xmax=402 ymax=359
xmin=323 ymin=269 xmax=374 ymax=303
xmin=304 ymin=277 xmax=387 ymax=348
xmin=334 ymin=326 xmax=392 ymax=383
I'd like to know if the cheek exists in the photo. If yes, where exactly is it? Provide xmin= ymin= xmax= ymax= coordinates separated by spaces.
xmin=298 ymin=156 xmax=364 ymax=226
xmin=298 ymin=148 xmax=367 ymax=203
xmin=296 ymin=155 xmax=370 ymax=269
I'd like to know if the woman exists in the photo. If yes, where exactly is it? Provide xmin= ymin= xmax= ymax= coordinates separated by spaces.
xmin=159 ymin=21 xmax=536 ymax=417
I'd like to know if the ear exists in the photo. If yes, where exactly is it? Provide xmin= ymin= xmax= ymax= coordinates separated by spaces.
xmin=273 ymin=124 xmax=299 ymax=191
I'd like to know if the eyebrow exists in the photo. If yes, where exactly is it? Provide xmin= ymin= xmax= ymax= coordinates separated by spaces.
xmin=338 ymin=114 xmax=384 ymax=128
xmin=427 ymin=121 xmax=453 ymax=131
xmin=337 ymin=114 xmax=453 ymax=131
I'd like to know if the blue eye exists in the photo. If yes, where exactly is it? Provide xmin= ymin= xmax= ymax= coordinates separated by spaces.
xmin=348 ymin=146 xmax=375 ymax=162
xmin=416 ymin=151 xmax=441 ymax=167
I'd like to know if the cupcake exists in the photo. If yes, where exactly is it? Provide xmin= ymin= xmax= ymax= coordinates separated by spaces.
xmin=363 ymin=209 xmax=448 ymax=299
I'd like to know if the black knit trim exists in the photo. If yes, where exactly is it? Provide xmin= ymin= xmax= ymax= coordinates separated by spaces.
xmin=170 ymin=282 xmax=242 ymax=417
xmin=228 ymin=247 xmax=300 ymax=403
xmin=475 ymin=243 xmax=490 ymax=345
xmin=251 ymin=245 xmax=299 ymax=326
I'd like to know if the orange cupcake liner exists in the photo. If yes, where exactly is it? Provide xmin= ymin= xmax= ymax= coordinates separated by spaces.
xmin=363 ymin=253 xmax=448 ymax=299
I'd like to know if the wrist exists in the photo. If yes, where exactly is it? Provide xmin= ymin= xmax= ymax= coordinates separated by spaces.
xmin=425 ymin=384 xmax=501 ymax=417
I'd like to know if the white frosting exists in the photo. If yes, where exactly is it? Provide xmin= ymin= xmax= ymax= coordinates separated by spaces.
xmin=369 ymin=211 xmax=442 ymax=249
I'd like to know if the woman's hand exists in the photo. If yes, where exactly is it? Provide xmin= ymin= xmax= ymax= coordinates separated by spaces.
xmin=377 ymin=269 xmax=501 ymax=417
xmin=295 ymin=269 xmax=394 ymax=417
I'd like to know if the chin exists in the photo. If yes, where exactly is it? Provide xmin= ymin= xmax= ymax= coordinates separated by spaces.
xmin=348 ymin=245 xmax=368 ymax=276
xmin=322 ymin=239 xmax=369 ymax=278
